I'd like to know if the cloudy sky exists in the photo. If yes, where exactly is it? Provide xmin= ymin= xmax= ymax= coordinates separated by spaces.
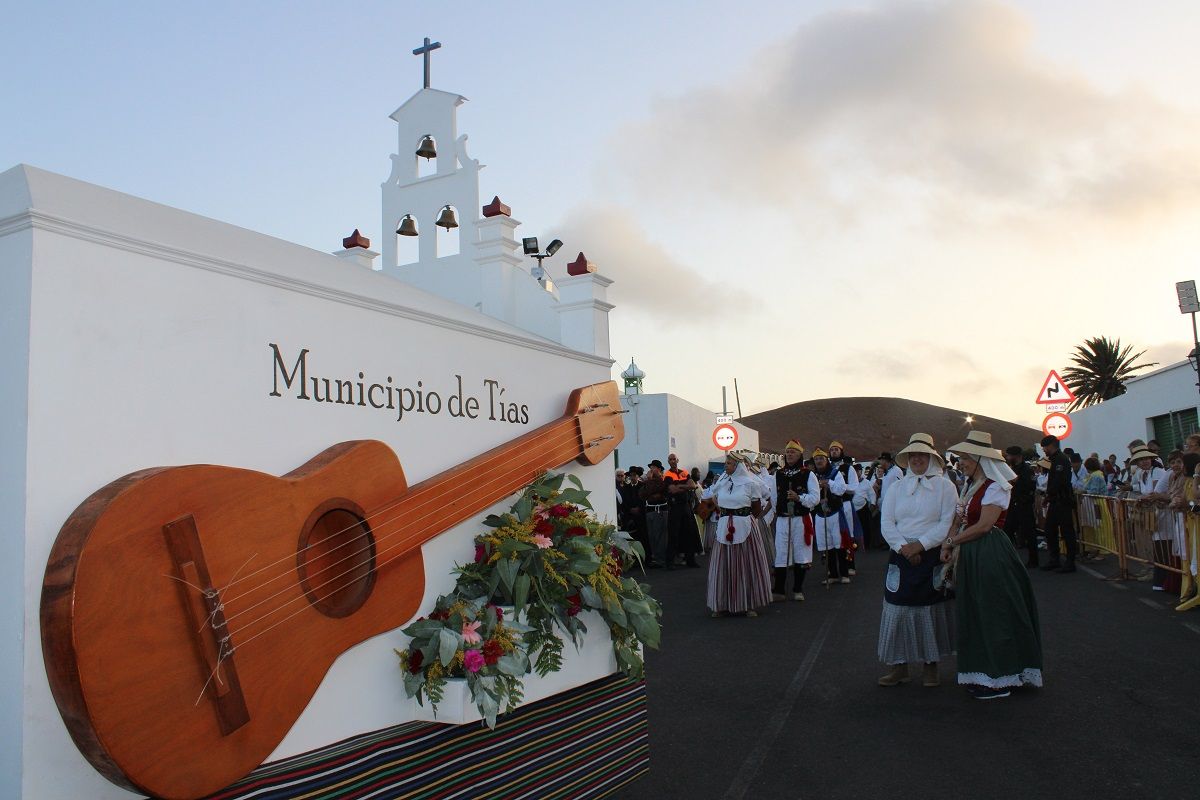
xmin=4 ymin=0 xmax=1198 ymax=427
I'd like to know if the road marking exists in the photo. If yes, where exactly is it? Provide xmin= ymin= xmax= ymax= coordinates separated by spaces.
xmin=723 ymin=611 xmax=836 ymax=800
xmin=1139 ymin=598 xmax=1163 ymax=610
xmin=1077 ymin=563 xmax=1128 ymax=588
xmin=1184 ymin=622 xmax=1200 ymax=637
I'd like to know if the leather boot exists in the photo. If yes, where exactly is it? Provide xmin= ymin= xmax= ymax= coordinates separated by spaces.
xmin=878 ymin=664 xmax=910 ymax=686
xmin=922 ymin=662 xmax=940 ymax=687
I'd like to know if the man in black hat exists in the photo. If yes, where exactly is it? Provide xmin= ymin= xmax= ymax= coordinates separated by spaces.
xmin=1004 ymin=445 xmax=1039 ymax=567
xmin=639 ymin=460 xmax=670 ymax=568
xmin=871 ymin=452 xmax=901 ymax=548
xmin=1040 ymin=435 xmax=1077 ymax=573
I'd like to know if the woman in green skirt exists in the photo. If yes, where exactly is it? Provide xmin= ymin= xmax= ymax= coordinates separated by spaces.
xmin=942 ymin=431 xmax=1043 ymax=700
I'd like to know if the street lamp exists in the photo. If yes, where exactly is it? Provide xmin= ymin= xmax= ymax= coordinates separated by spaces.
xmin=1176 ymin=280 xmax=1200 ymax=396
xmin=523 ymin=237 xmax=563 ymax=285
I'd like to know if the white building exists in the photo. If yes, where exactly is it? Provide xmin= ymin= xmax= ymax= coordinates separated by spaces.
xmin=0 ymin=48 xmax=623 ymax=800
xmin=1067 ymin=360 xmax=1200 ymax=457
xmin=615 ymin=359 xmax=759 ymax=473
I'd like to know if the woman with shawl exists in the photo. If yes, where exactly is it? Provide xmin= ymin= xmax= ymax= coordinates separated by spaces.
xmin=700 ymin=452 xmax=773 ymax=618
xmin=942 ymin=431 xmax=1043 ymax=700
xmin=877 ymin=433 xmax=958 ymax=688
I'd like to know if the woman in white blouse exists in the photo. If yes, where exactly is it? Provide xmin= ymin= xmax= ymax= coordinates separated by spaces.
xmin=942 ymin=431 xmax=1043 ymax=700
xmin=877 ymin=433 xmax=959 ymax=688
xmin=700 ymin=452 xmax=773 ymax=618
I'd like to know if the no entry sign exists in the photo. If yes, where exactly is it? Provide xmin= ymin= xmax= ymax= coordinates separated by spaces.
xmin=713 ymin=423 xmax=738 ymax=451
xmin=1042 ymin=412 xmax=1072 ymax=440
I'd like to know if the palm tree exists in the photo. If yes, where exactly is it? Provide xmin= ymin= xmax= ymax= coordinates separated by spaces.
xmin=1061 ymin=337 xmax=1157 ymax=411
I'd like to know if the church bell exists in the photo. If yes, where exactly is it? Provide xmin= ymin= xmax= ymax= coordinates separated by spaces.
xmin=415 ymin=134 xmax=437 ymax=160
xmin=435 ymin=204 xmax=459 ymax=230
xmin=396 ymin=214 xmax=419 ymax=236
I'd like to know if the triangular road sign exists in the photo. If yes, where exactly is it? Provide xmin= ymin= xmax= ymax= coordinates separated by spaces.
xmin=1036 ymin=369 xmax=1076 ymax=404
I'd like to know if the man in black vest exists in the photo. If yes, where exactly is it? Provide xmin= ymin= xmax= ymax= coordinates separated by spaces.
xmin=1004 ymin=445 xmax=1039 ymax=568
xmin=828 ymin=441 xmax=860 ymax=575
xmin=773 ymin=440 xmax=819 ymax=601
xmin=1040 ymin=435 xmax=1077 ymax=573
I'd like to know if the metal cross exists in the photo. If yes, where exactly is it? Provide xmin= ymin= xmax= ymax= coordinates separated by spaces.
xmin=413 ymin=37 xmax=442 ymax=89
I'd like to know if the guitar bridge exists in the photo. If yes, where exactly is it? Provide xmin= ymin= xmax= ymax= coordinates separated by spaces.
xmin=163 ymin=515 xmax=250 ymax=735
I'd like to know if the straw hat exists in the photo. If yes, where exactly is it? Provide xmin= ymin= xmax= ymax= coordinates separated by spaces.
xmin=947 ymin=430 xmax=1004 ymax=461
xmin=811 ymin=447 xmax=829 ymax=459
xmin=1129 ymin=448 xmax=1157 ymax=463
xmin=895 ymin=433 xmax=943 ymax=469
xmin=785 ymin=439 xmax=804 ymax=453
xmin=1036 ymin=458 xmax=1051 ymax=470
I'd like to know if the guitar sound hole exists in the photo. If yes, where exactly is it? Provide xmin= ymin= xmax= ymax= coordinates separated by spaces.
xmin=297 ymin=502 xmax=376 ymax=618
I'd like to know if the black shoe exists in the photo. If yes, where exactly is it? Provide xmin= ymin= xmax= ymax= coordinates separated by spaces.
xmin=665 ymin=564 xmax=676 ymax=571
xmin=1055 ymin=563 xmax=1076 ymax=573
xmin=1041 ymin=561 xmax=1062 ymax=571
xmin=647 ymin=561 xmax=663 ymax=569
xmin=686 ymin=560 xmax=701 ymax=568
xmin=966 ymin=685 xmax=1011 ymax=700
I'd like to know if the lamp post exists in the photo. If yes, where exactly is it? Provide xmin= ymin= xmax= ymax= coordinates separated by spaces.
xmin=1177 ymin=281 xmax=1200 ymax=396
xmin=522 ymin=237 xmax=563 ymax=286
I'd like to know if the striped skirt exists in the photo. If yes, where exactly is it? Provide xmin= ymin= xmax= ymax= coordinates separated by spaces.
xmin=706 ymin=536 xmax=773 ymax=613
xmin=877 ymin=601 xmax=956 ymax=665
xmin=752 ymin=516 xmax=776 ymax=565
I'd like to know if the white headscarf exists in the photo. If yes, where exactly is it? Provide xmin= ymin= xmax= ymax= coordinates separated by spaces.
xmin=961 ymin=453 xmax=1016 ymax=492
xmin=899 ymin=452 xmax=946 ymax=495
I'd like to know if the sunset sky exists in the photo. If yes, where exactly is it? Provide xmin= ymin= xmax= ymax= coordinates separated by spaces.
xmin=4 ymin=0 xmax=1198 ymax=428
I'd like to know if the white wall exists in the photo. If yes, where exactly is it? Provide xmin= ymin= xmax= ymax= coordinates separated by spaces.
xmin=617 ymin=393 xmax=759 ymax=474
xmin=0 ymin=169 xmax=32 ymax=800
xmin=2 ymin=165 xmax=616 ymax=798
xmin=1068 ymin=361 xmax=1200 ymax=457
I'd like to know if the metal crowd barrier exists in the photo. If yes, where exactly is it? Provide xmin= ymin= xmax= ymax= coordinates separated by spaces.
xmin=1072 ymin=492 xmax=1192 ymax=583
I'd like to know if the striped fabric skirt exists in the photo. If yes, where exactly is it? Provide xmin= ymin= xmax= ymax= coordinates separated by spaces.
xmin=706 ymin=536 xmax=773 ymax=614
xmin=751 ymin=516 xmax=775 ymax=565
xmin=877 ymin=601 xmax=956 ymax=665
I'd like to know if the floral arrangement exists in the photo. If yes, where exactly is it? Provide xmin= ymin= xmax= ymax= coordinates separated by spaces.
xmin=396 ymin=472 xmax=662 ymax=727
xmin=396 ymin=595 xmax=531 ymax=728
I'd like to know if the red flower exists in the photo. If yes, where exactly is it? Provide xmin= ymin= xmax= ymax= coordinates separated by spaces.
xmin=474 ymin=543 xmax=486 ymax=563
xmin=429 ymin=609 xmax=448 ymax=621
xmin=534 ymin=519 xmax=554 ymax=535
xmin=549 ymin=504 xmax=572 ymax=518
xmin=493 ymin=605 xmax=504 ymax=621
xmin=566 ymin=593 xmax=582 ymax=617
xmin=407 ymin=649 xmax=424 ymax=674
xmin=566 ymin=526 xmax=587 ymax=538
xmin=482 ymin=639 xmax=503 ymax=665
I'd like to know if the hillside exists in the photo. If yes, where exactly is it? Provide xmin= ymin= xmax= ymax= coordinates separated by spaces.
xmin=740 ymin=397 xmax=1042 ymax=460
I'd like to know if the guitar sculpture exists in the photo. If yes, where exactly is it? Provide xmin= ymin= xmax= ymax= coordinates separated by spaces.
xmin=41 ymin=381 xmax=624 ymax=800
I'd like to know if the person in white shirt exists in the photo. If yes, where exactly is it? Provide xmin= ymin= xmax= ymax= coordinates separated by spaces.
xmin=771 ymin=441 xmax=820 ymax=602
xmin=700 ymin=452 xmax=773 ymax=617
xmin=1131 ymin=447 xmax=1172 ymax=591
xmin=877 ymin=433 xmax=959 ymax=688
xmin=811 ymin=448 xmax=850 ymax=584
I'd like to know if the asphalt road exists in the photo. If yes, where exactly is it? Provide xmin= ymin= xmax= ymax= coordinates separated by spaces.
xmin=612 ymin=547 xmax=1200 ymax=800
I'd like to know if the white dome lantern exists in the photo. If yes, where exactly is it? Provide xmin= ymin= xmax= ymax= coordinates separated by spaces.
xmin=621 ymin=358 xmax=645 ymax=395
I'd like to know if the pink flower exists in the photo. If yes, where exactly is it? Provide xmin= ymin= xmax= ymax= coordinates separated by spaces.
xmin=474 ymin=544 xmax=486 ymax=563
xmin=532 ymin=534 xmax=553 ymax=549
xmin=461 ymin=620 xmax=482 ymax=645
xmin=464 ymin=649 xmax=485 ymax=673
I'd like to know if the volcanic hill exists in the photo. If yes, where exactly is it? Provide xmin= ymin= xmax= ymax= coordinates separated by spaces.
xmin=740 ymin=397 xmax=1042 ymax=459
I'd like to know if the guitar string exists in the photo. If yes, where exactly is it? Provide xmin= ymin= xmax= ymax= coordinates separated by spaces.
xmin=214 ymin=415 xmax=587 ymax=616
xmin=190 ymin=435 xmax=583 ymax=709
xmin=223 ymin=438 xmax=585 ymax=655
xmin=216 ymin=428 xmax=581 ymax=634
xmin=215 ymin=403 xmax=608 ymax=603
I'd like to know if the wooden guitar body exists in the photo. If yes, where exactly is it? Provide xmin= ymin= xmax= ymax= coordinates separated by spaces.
xmin=40 ymin=381 xmax=624 ymax=800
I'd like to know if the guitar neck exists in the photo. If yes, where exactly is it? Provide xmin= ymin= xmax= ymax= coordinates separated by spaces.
xmin=385 ymin=415 xmax=584 ymax=556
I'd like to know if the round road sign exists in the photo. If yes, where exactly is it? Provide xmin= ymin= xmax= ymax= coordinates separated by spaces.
xmin=1042 ymin=412 xmax=1072 ymax=440
xmin=713 ymin=424 xmax=739 ymax=451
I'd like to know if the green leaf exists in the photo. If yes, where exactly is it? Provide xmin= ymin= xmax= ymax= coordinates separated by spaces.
xmin=571 ymin=558 xmax=600 ymax=575
xmin=437 ymin=628 xmax=460 ymax=667
xmin=579 ymin=585 xmax=602 ymax=608
xmin=496 ymin=557 xmax=518 ymax=594
xmin=512 ymin=574 xmax=530 ymax=616
xmin=497 ymin=652 xmax=527 ymax=677
xmin=513 ymin=494 xmax=534 ymax=521
xmin=630 ymin=612 xmax=661 ymax=649
xmin=565 ymin=473 xmax=583 ymax=489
